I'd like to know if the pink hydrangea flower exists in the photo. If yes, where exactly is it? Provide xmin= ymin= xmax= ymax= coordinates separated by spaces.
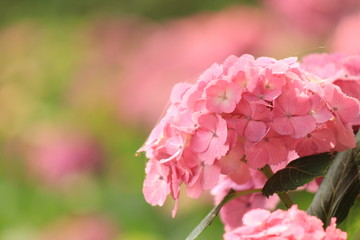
xmin=224 ymin=205 xmax=347 ymax=240
xmin=263 ymin=0 xmax=359 ymax=36
xmin=119 ymin=7 xmax=266 ymax=126
xmin=39 ymin=215 xmax=118 ymax=240
xmin=331 ymin=13 xmax=360 ymax=54
xmin=25 ymin=127 xmax=104 ymax=188
xmin=139 ymin=53 xmax=360 ymax=214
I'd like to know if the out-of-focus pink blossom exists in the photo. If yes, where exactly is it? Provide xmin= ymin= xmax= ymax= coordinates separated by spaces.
xmin=119 ymin=7 xmax=266 ymax=127
xmin=263 ymin=0 xmax=360 ymax=36
xmin=224 ymin=205 xmax=347 ymax=240
xmin=139 ymin=53 xmax=360 ymax=214
xmin=25 ymin=127 xmax=104 ymax=187
xmin=39 ymin=215 xmax=118 ymax=240
xmin=331 ymin=13 xmax=360 ymax=54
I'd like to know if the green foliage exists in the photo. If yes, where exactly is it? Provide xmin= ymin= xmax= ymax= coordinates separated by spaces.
xmin=307 ymin=138 xmax=360 ymax=226
xmin=262 ymin=153 xmax=334 ymax=197
xmin=339 ymin=198 xmax=360 ymax=240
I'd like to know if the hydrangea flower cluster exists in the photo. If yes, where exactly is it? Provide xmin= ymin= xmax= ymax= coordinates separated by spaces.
xmin=138 ymin=54 xmax=360 ymax=211
xmin=224 ymin=205 xmax=347 ymax=240
xmin=301 ymin=53 xmax=360 ymax=100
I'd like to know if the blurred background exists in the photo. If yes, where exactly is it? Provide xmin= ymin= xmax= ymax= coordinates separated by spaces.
xmin=0 ymin=0 xmax=360 ymax=239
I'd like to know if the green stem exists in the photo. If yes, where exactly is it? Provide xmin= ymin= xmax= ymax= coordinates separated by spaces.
xmin=185 ymin=188 xmax=262 ymax=240
xmin=223 ymin=188 xmax=262 ymax=205
xmin=261 ymin=165 xmax=294 ymax=209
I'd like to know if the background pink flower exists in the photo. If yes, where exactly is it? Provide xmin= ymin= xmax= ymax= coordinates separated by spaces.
xmin=118 ymin=7 xmax=266 ymax=127
xmin=263 ymin=0 xmax=359 ymax=36
xmin=331 ymin=13 xmax=360 ymax=54
xmin=24 ymin=126 xmax=104 ymax=188
xmin=39 ymin=215 xmax=118 ymax=240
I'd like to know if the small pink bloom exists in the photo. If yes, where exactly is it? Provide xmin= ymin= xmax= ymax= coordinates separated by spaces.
xmin=309 ymin=94 xmax=333 ymax=124
xmin=187 ymin=160 xmax=220 ymax=198
xmin=324 ymin=83 xmax=360 ymax=125
xmin=143 ymin=160 xmax=171 ymax=206
xmin=293 ymin=128 xmax=336 ymax=156
xmin=219 ymin=145 xmax=249 ymax=185
xmin=327 ymin=118 xmax=356 ymax=151
xmin=245 ymin=131 xmax=289 ymax=169
xmin=244 ymin=71 xmax=285 ymax=104
xmin=204 ymin=79 xmax=242 ymax=113
xmin=190 ymin=114 xmax=229 ymax=164
xmin=272 ymin=87 xmax=316 ymax=138
xmin=235 ymin=100 xmax=270 ymax=142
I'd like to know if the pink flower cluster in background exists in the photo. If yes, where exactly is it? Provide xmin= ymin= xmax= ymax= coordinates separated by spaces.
xmin=39 ymin=215 xmax=118 ymax=240
xmin=118 ymin=7 xmax=266 ymax=127
xmin=331 ymin=13 xmax=360 ymax=54
xmin=25 ymin=127 xmax=104 ymax=188
xmin=224 ymin=205 xmax=346 ymax=240
xmin=263 ymin=0 xmax=359 ymax=36
xmin=138 ymin=53 xmax=360 ymax=213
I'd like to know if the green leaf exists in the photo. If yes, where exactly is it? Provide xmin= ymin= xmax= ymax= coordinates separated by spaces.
xmin=262 ymin=153 xmax=334 ymax=197
xmin=307 ymin=135 xmax=360 ymax=226
xmin=339 ymin=198 xmax=360 ymax=240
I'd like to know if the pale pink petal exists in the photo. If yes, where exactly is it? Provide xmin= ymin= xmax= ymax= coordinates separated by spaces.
xmin=245 ymin=121 xmax=267 ymax=142
xmin=191 ymin=129 xmax=213 ymax=153
xmin=290 ymin=115 xmax=316 ymax=138
xmin=272 ymin=117 xmax=294 ymax=136
xmin=186 ymin=176 xmax=203 ymax=199
xmin=242 ymin=208 xmax=271 ymax=227
xmin=202 ymin=164 xmax=221 ymax=189
xmin=324 ymin=84 xmax=360 ymax=124
xmin=143 ymin=161 xmax=170 ymax=206
xmin=170 ymin=82 xmax=192 ymax=104
xmin=295 ymin=128 xmax=335 ymax=156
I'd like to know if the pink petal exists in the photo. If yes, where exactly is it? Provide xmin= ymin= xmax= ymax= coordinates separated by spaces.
xmin=170 ymin=82 xmax=192 ymax=104
xmin=272 ymin=117 xmax=294 ymax=136
xmin=245 ymin=120 xmax=267 ymax=142
xmin=143 ymin=161 xmax=170 ymax=206
xmin=290 ymin=115 xmax=316 ymax=138
xmin=242 ymin=208 xmax=271 ymax=226
xmin=191 ymin=129 xmax=213 ymax=153
xmin=202 ymin=164 xmax=221 ymax=189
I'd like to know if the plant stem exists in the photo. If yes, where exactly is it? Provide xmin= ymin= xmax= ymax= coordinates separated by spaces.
xmin=185 ymin=188 xmax=262 ymax=240
xmin=261 ymin=165 xmax=294 ymax=209
xmin=223 ymin=188 xmax=262 ymax=205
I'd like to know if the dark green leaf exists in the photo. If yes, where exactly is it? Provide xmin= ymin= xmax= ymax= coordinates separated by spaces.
xmin=307 ymin=134 xmax=360 ymax=226
xmin=339 ymin=198 xmax=360 ymax=240
xmin=262 ymin=153 xmax=334 ymax=197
